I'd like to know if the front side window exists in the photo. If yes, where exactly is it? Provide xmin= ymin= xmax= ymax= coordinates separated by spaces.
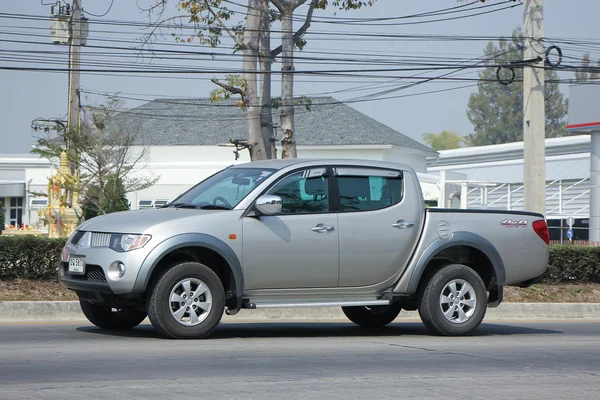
xmin=172 ymin=167 xmax=275 ymax=209
xmin=266 ymin=168 xmax=329 ymax=214
xmin=336 ymin=168 xmax=403 ymax=212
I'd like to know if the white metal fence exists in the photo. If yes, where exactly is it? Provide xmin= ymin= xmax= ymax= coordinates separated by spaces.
xmin=461 ymin=178 xmax=590 ymax=219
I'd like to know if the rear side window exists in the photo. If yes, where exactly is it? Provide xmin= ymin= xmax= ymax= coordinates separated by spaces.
xmin=335 ymin=168 xmax=403 ymax=212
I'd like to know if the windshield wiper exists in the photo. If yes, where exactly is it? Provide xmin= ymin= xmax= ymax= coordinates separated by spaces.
xmin=197 ymin=204 xmax=231 ymax=210
xmin=161 ymin=203 xmax=231 ymax=210
xmin=161 ymin=203 xmax=198 ymax=209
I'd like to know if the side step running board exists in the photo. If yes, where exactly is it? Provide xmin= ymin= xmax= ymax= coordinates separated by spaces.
xmin=243 ymin=299 xmax=391 ymax=309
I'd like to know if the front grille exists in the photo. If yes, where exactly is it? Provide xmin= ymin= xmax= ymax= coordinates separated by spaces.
xmin=70 ymin=230 xmax=85 ymax=245
xmin=63 ymin=264 xmax=107 ymax=282
xmin=91 ymin=232 xmax=111 ymax=248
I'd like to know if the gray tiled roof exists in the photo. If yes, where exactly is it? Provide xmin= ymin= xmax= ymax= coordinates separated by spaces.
xmin=115 ymin=97 xmax=436 ymax=155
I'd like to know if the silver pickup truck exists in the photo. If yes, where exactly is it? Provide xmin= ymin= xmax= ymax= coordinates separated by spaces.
xmin=59 ymin=158 xmax=549 ymax=338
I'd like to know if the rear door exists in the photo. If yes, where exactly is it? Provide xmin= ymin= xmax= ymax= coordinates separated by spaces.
xmin=335 ymin=167 xmax=422 ymax=287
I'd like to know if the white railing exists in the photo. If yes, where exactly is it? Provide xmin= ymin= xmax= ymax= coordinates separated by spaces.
xmin=456 ymin=178 xmax=590 ymax=218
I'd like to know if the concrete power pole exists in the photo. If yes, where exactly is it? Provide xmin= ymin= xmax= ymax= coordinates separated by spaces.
xmin=67 ymin=0 xmax=82 ymax=178
xmin=523 ymin=0 xmax=546 ymax=214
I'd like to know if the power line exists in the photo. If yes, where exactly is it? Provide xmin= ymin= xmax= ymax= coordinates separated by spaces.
xmin=0 ymin=11 xmax=528 ymax=39
xmin=82 ymin=0 xmax=114 ymax=18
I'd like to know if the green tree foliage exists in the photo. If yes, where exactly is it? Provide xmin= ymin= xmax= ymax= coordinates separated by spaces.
xmin=422 ymin=129 xmax=464 ymax=151
xmin=466 ymin=28 xmax=568 ymax=146
xmin=82 ymin=174 xmax=130 ymax=220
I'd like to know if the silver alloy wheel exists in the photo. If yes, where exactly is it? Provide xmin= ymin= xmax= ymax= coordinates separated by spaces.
xmin=169 ymin=277 xmax=213 ymax=326
xmin=439 ymin=279 xmax=477 ymax=324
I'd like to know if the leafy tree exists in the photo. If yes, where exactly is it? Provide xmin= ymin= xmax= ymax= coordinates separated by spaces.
xmin=31 ymin=97 xmax=158 ymax=220
xmin=466 ymin=28 xmax=568 ymax=146
xmin=82 ymin=174 xmax=130 ymax=220
xmin=422 ymin=129 xmax=464 ymax=151
xmin=575 ymin=53 xmax=600 ymax=82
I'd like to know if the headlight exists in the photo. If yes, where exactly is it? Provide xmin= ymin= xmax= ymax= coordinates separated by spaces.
xmin=109 ymin=234 xmax=152 ymax=252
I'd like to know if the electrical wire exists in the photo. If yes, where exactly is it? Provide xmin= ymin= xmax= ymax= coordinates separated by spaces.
xmin=83 ymin=0 xmax=114 ymax=18
xmin=1 ymin=3 xmax=594 ymax=123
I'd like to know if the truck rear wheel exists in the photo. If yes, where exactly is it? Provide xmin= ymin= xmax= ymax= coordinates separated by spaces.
xmin=80 ymin=300 xmax=147 ymax=330
xmin=147 ymin=262 xmax=225 ymax=339
xmin=342 ymin=302 xmax=402 ymax=328
xmin=418 ymin=263 xmax=487 ymax=336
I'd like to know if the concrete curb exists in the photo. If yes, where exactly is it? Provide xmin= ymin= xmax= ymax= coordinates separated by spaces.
xmin=1 ymin=301 xmax=600 ymax=323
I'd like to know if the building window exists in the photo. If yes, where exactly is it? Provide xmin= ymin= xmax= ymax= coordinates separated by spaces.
xmin=153 ymin=199 xmax=169 ymax=208
xmin=138 ymin=200 xmax=153 ymax=209
xmin=137 ymin=199 xmax=171 ymax=209
xmin=8 ymin=197 xmax=24 ymax=227
xmin=30 ymin=198 xmax=48 ymax=210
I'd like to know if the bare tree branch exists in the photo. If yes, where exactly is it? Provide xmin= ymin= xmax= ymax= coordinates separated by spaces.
xmin=211 ymin=78 xmax=245 ymax=95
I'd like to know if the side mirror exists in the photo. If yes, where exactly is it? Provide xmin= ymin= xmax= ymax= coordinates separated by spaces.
xmin=255 ymin=195 xmax=282 ymax=215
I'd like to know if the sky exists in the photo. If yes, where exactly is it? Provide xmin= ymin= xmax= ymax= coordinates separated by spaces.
xmin=1 ymin=0 xmax=599 ymax=154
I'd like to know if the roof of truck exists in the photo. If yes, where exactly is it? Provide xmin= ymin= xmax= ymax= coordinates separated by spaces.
xmin=230 ymin=158 xmax=415 ymax=173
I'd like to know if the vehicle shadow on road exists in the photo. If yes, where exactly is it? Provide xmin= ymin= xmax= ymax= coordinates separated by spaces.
xmin=76 ymin=321 xmax=561 ymax=340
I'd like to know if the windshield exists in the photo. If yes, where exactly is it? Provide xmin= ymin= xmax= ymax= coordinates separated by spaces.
xmin=168 ymin=167 xmax=276 ymax=209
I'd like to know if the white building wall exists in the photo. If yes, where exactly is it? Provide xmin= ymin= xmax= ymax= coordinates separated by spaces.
xmin=429 ymin=153 xmax=590 ymax=184
xmin=0 ymin=155 xmax=53 ymax=228
xmin=383 ymin=147 xmax=428 ymax=173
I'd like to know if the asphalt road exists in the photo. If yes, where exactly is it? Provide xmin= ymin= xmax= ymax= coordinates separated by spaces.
xmin=1 ymin=320 xmax=599 ymax=399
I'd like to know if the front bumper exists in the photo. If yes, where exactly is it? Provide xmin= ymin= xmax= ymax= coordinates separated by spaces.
xmin=58 ymin=261 xmax=148 ymax=309
xmin=58 ymin=262 xmax=114 ymax=293
xmin=60 ymin=231 xmax=154 ymax=295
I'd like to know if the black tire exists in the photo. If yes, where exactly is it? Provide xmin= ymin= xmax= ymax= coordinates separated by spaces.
xmin=342 ymin=302 xmax=402 ymax=328
xmin=418 ymin=263 xmax=487 ymax=336
xmin=79 ymin=300 xmax=147 ymax=330
xmin=147 ymin=262 xmax=225 ymax=339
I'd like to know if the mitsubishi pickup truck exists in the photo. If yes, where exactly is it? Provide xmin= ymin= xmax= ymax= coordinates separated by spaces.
xmin=58 ymin=158 xmax=549 ymax=339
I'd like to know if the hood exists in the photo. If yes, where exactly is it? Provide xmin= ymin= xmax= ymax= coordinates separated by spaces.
xmin=76 ymin=208 xmax=225 ymax=234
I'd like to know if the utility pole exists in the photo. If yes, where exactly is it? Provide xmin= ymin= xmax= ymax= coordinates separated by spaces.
xmin=523 ymin=0 xmax=546 ymax=214
xmin=67 ymin=0 xmax=82 ymax=202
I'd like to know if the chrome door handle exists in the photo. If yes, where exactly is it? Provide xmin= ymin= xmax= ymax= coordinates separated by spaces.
xmin=312 ymin=224 xmax=335 ymax=233
xmin=392 ymin=220 xmax=414 ymax=229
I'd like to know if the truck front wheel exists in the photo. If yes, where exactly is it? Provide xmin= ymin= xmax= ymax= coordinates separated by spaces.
xmin=80 ymin=300 xmax=147 ymax=330
xmin=342 ymin=302 xmax=402 ymax=328
xmin=147 ymin=262 xmax=225 ymax=339
xmin=418 ymin=263 xmax=487 ymax=336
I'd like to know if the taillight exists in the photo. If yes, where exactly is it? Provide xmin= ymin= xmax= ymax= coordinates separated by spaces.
xmin=532 ymin=220 xmax=549 ymax=245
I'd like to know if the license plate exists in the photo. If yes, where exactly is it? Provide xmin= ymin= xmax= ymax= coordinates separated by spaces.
xmin=68 ymin=256 xmax=86 ymax=275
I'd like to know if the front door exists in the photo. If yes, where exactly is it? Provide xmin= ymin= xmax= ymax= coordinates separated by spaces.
xmin=242 ymin=167 xmax=339 ymax=290
xmin=334 ymin=167 xmax=421 ymax=287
